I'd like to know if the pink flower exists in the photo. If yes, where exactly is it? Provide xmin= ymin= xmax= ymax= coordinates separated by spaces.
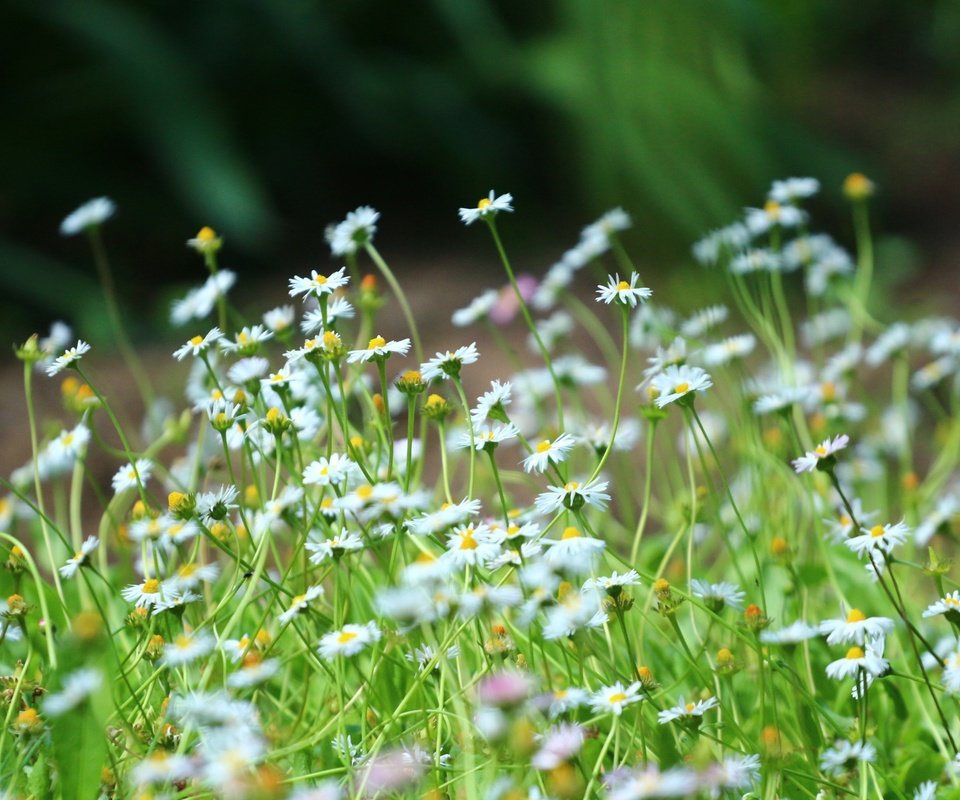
xmin=477 ymin=670 xmax=536 ymax=708
xmin=490 ymin=275 xmax=538 ymax=324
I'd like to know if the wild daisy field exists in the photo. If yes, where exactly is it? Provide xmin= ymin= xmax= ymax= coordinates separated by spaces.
xmin=3 ymin=177 xmax=960 ymax=800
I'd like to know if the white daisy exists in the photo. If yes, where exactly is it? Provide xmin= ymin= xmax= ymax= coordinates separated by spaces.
xmin=111 ymin=458 xmax=152 ymax=494
xmin=305 ymin=531 xmax=365 ymax=564
xmin=701 ymin=334 xmax=756 ymax=366
xmin=45 ymin=340 xmax=91 ymax=377
xmin=452 ymin=290 xmax=499 ymax=326
xmin=471 ymin=380 xmax=513 ymax=425
xmin=825 ymin=639 xmax=889 ymax=680
xmin=219 ymin=325 xmax=274 ymax=355
xmin=44 ymin=668 xmax=103 ymax=715
xmin=534 ymin=478 xmax=610 ymax=515
xmin=318 ymin=622 xmax=382 ymax=660
xmin=769 ymin=177 xmax=820 ymax=203
xmin=60 ymin=197 xmax=115 ymax=236
xmin=522 ymin=433 xmax=577 ymax=473
xmin=458 ymin=422 xmax=520 ymax=452
xmin=263 ymin=304 xmax=296 ymax=334
xmin=420 ymin=343 xmax=480 ymax=382
xmin=657 ymin=696 xmax=719 ymax=724
xmin=590 ymin=682 xmax=643 ymax=716
xmin=173 ymin=328 xmax=223 ymax=361
xmin=288 ymin=266 xmax=350 ymax=299
xmin=160 ymin=631 xmax=216 ymax=667
xmin=819 ymin=608 xmax=894 ymax=645
xmin=58 ymin=536 xmax=99 ymax=579
xmin=327 ymin=206 xmax=379 ymax=255
xmin=346 ymin=335 xmax=411 ymax=363
xmin=650 ymin=364 xmax=712 ymax=408
xmin=845 ymin=521 xmax=910 ymax=558
xmin=689 ymin=579 xmax=745 ymax=611
xmin=922 ymin=591 xmax=960 ymax=618
xmin=278 ymin=585 xmax=325 ymax=625
xmin=596 ymin=273 xmax=652 ymax=308
xmin=791 ymin=434 xmax=850 ymax=473
xmin=458 ymin=190 xmax=513 ymax=225
xmin=819 ymin=739 xmax=876 ymax=776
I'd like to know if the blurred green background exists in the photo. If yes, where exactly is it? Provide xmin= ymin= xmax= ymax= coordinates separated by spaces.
xmin=3 ymin=0 xmax=960 ymax=342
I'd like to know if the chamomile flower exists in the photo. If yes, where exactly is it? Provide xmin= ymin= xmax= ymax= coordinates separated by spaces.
xmin=583 ymin=570 xmax=641 ymax=595
xmin=458 ymin=422 xmax=520 ymax=451
xmin=819 ymin=608 xmax=894 ymax=645
xmin=405 ymin=498 xmax=482 ymax=536
xmin=420 ymin=343 xmax=480 ymax=381
xmin=443 ymin=524 xmax=500 ymax=568
xmin=701 ymin=334 xmax=756 ymax=366
xmin=769 ymin=177 xmax=820 ymax=203
xmin=111 ymin=458 xmax=152 ymax=494
xmin=60 ymin=197 xmax=115 ymax=236
xmin=471 ymin=380 xmax=513 ymax=425
xmin=744 ymin=200 xmax=807 ymax=235
xmin=278 ymin=585 xmax=325 ymax=625
xmin=590 ymin=682 xmax=643 ymax=716
xmin=174 ymin=328 xmax=223 ymax=361
xmin=657 ymin=696 xmax=719 ymax=724
xmin=305 ymin=531 xmax=365 ymax=564
xmin=196 ymin=485 xmax=239 ymax=523
xmin=458 ymin=190 xmax=513 ymax=225
xmin=819 ymin=739 xmax=877 ymax=776
xmin=535 ymin=479 xmax=610 ymax=515
xmin=45 ymin=340 xmax=91 ymax=377
xmin=531 ymin=724 xmax=585 ymax=770
xmin=44 ymin=668 xmax=103 ymax=715
xmin=690 ymin=579 xmax=746 ymax=611
xmin=227 ymin=657 xmax=280 ymax=689
xmin=922 ymin=591 xmax=960 ymax=618
xmin=263 ymin=304 xmax=296 ymax=334
xmin=328 ymin=206 xmax=379 ymax=255
xmin=845 ymin=521 xmax=910 ymax=558
xmin=160 ymin=631 xmax=216 ymax=667
xmin=596 ymin=273 xmax=652 ymax=308
xmin=121 ymin=577 xmax=170 ymax=608
xmin=347 ymin=335 xmax=411 ymax=363
xmin=219 ymin=325 xmax=274 ymax=355
xmin=545 ymin=687 xmax=590 ymax=718
xmin=58 ymin=536 xmax=99 ymax=579
xmin=825 ymin=638 xmax=889 ymax=680
xmin=318 ymin=621 xmax=382 ymax=660
xmin=288 ymin=266 xmax=350 ymax=299
xmin=522 ymin=432 xmax=577 ymax=473
xmin=681 ymin=305 xmax=728 ymax=338
xmin=171 ymin=561 xmax=221 ymax=591
xmin=543 ymin=527 xmax=606 ymax=573
xmin=649 ymin=364 xmax=713 ymax=408
xmin=791 ymin=434 xmax=850 ymax=473
xmin=452 ymin=290 xmax=499 ymax=326
xmin=759 ymin=620 xmax=820 ymax=644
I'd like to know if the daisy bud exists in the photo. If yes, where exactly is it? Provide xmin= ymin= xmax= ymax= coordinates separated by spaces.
xmin=6 ymin=593 xmax=27 ymax=618
xmin=319 ymin=330 xmax=347 ymax=361
xmin=715 ymin=647 xmax=739 ymax=676
xmin=243 ymin=484 xmax=260 ymax=508
xmin=131 ymin=500 xmax=150 ymax=521
xmin=396 ymin=369 xmax=426 ymax=396
xmin=167 ymin=491 xmax=195 ymax=519
xmin=770 ymin=536 xmax=791 ymax=559
xmin=264 ymin=406 xmax=291 ymax=436
xmin=743 ymin=603 xmax=771 ymax=632
xmin=372 ymin=393 xmax=385 ymax=414
xmin=842 ymin=173 xmax=875 ymax=201
xmin=636 ymin=666 xmax=658 ymax=690
xmin=423 ymin=393 xmax=452 ymax=422
xmin=145 ymin=634 xmax=166 ymax=661
xmin=5 ymin=545 xmax=26 ymax=574
xmin=186 ymin=226 xmax=222 ymax=255
xmin=14 ymin=334 xmax=42 ymax=364
xmin=359 ymin=274 xmax=385 ymax=312
xmin=126 ymin=607 xmax=150 ymax=628
xmin=13 ymin=707 xmax=44 ymax=737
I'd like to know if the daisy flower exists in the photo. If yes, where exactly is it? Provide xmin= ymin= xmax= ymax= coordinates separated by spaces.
xmin=845 ymin=521 xmax=910 ymax=558
xmin=346 ymin=335 xmax=411 ymax=363
xmin=596 ymin=273 xmax=652 ymax=308
xmin=452 ymin=290 xmax=499 ymax=326
xmin=944 ymin=651 xmax=960 ymax=693
xmin=922 ymin=591 xmax=960 ymax=618
xmin=744 ymin=200 xmax=807 ymax=235
xmin=769 ymin=177 xmax=820 ymax=203
xmin=442 ymin=524 xmax=500 ymax=568
xmin=305 ymin=531 xmax=365 ymax=564
xmin=227 ymin=657 xmax=280 ymax=689
xmin=45 ymin=340 xmax=91 ymax=377
xmin=263 ymin=304 xmax=296 ymax=334
xmin=111 ymin=458 xmax=152 ymax=494
xmin=819 ymin=608 xmax=894 ymax=645
xmin=131 ymin=750 xmax=195 ymax=786
xmin=471 ymin=380 xmax=512 ymax=425
xmin=583 ymin=570 xmax=641 ymax=595
xmin=405 ymin=498 xmax=481 ymax=537
xmin=819 ymin=739 xmax=876 ymax=776
xmin=44 ymin=668 xmax=103 ymax=716
xmin=173 ymin=328 xmax=223 ymax=361
xmin=690 ymin=579 xmax=746 ymax=612
xmin=522 ymin=433 xmax=577 ymax=473
xmin=590 ymin=682 xmax=643 ymax=716
xmin=58 ymin=536 xmax=99 ymax=579
xmin=535 ymin=479 xmax=610 ymax=515
xmin=791 ymin=433 xmax=850 ymax=473
xmin=531 ymin=724 xmax=584 ymax=770
xmin=327 ymin=205 xmax=379 ymax=255
xmin=318 ymin=621 xmax=382 ymax=660
xmin=650 ymin=364 xmax=713 ymax=408
xmin=219 ymin=325 xmax=274 ymax=355
xmin=121 ymin=577 xmax=170 ymax=608
xmin=825 ymin=638 xmax=889 ymax=680
xmin=420 ymin=343 xmax=480 ymax=381
xmin=701 ymin=334 xmax=756 ymax=366
xmin=545 ymin=687 xmax=590 ymax=718
xmin=607 ymin=764 xmax=700 ymax=800
xmin=759 ymin=620 xmax=820 ymax=644
xmin=288 ymin=266 xmax=350 ymax=299
xmin=657 ymin=696 xmax=719 ymax=724
xmin=196 ymin=485 xmax=240 ymax=523
xmin=543 ymin=527 xmax=606 ymax=573
xmin=278 ymin=585 xmax=325 ymax=625
xmin=160 ymin=631 xmax=216 ymax=668
xmin=458 ymin=190 xmax=513 ymax=225
xmin=458 ymin=422 xmax=520 ymax=452
xmin=60 ymin=197 xmax=115 ymax=236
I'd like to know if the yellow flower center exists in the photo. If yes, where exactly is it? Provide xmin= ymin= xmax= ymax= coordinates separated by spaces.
xmin=179 ymin=564 xmax=197 ymax=578
xmin=821 ymin=381 xmax=836 ymax=401
xmin=536 ymin=440 xmax=552 ymax=453
xmin=402 ymin=370 xmax=421 ymax=382
xmin=608 ymin=692 xmax=627 ymax=704
xmin=674 ymin=382 xmax=689 ymax=394
xmin=337 ymin=630 xmax=358 ymax=644
xmin=846 ymin=608 xmax=866 ymax=623
xmin=175 ymin=635 xmax=192 ymax=649
xmin=764 ymin=199 xmax=781 ymax=218
xmin=290 ymin=593 xmax=306 ymax=607
xmin=314 ymin=274 xmax=328 ymax=285
xmin=840 ymin=514 xmax=851 ymax=527
xmin=685 ymin=702 xmax=696 ymax=713
xmin=477 ymin=198 xmax=492 ymax=210
xmin=237 ymin=331 xmax=249 ymax=344
xmin=946 ymin=596 xmax=960 ymax=607
xmin=561 ymin=526 xmax=581 ymax=540
xmin=323 ymin=331 xmax=341 ymax=349
xmin=814 ymin=445 xmax=828 ymax=457
xmin=459 ymin=528 xmax=478 ymax=550
xmin=870 ymin=525 xmax=885 ymax=538
xmin=196 ymin=226 xmax=217 ymax=241
xmin=356 ymin=485 xmax=373 ymax=500
xmin=616 ymin=280 xmax=630 ymax=291
xmin=368 ymin=335 xmax=386 ymax=350
xmin=303 ymin=338 xmax=317 ymax=350
xmin=73 ymin=550 xmax=83 ymax=561
xmin=143 ymin=579 xmax=160 ymax=594
xmin=563 ymin=481 xmax=580 ymax=492
xmin=845 ymin=646 xmax=865 ymax=659
xmin=190 ymin=335 xmax=203 ymax=346
xmin=555 ymin=689 xmax=567 ymax=699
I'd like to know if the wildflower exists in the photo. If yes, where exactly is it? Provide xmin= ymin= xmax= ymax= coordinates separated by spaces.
xmin=522 ymin=433 xmax=577 ymax=473
xmin=196 ymin=485 xmax=240 ymax=523
xmin=769 ymin=177 xmax=820 ymax=203
xmin=187 ymin=225 xmax=222 ymax=254
xmin=544 ymin=687 xmax=590 ymax=718
xmin=944 ymin=652 xmax=960 ymax=693
xmin=532 ymin=724 xmax=585 ymax=770
xmin=744 ymin=200 xmax=807 ymax=235
xmin=171 ymin=562 xmax=220 ymax=591
xmin=791 ymin=433 xmax=850 ymax=473
xmin=681 ymin=305 xmax=729 ymax=338
xmin=111 ymin=458 xmax=152 ymax=494
xmin=819 ymin=739 xmax=876 ymax=776
xmin=590 ymin=681 xmax=643 ymax=716
xmin=649 ymin=364 xmax=712 ymax=408
xmin=759 ymin=620 xmax=820 ymax=644
xmin=452 ymin=289 xmax=499 ymax=326
xmin=319 ymin=622 xmax=382 ymax=660
xmin=458 ymin=422 xmax=519 ymax=452
xmin=913 ymin=781 xmax=938 ymax=800
xmin=420 ymin=343 xmax=480 ymax=382
xmin=306 ymin=531 xmax=364 ymax=564
xmin=121 ymin=577 xmax=170 ymax=608
xmin=288 ymin=266 xmax=350 ymax=299
xmin=160 ymin=631 xmax=216 ymax=667
xmin=582 ymin=207 xmax=632 ymax=241
xmin=45 ymin=340 xmax=91 ymax=377
xmin=702 ymin=334 xmax=756 ymax=366
xmin=819 ymin=608 xmax=894 ymax=645
xmin=924 ymin=591 xmax=960 ymax=618
xmin=171 ymin=271 xmax=236 ymax=326
xmin=327 ymin=205 xmax=379 ymax=255
xmin=471 ymin=380 xmax=513 ymax=425
xmin=690 ymin=579 xmax=745 ymax=612
xmin=60 ymin=197 xmax=115 ymax=236
xmin=657 ymin=695 xmax=718 ymax=727
xmin=542 ymin=586 xmax=607 ymax=638
xmin=59 ymin=536 xmax=99 ymax=579
xmin=278 ymin=585 xmax=325 ymax=625
xmin=825 ymin=638 xmax=889 ymax=680
xmin=845 ymin=521 xmax=910 ymax=558
xmin=173 ymin=328 xmax=223 ymax=361
xmin=583 ymin=570 xmax=641 ymax=596
xmin=535 ymin=479 xmax=610 ymax=514
xmin=347 ymin=335 xmax=411 ymax=363
xmin=442 ymin=524 xmax=500 ymax=568
xmin=44 ymin=668 xmax=103 ymax=716
xmin=542 ymin=527 xmax=606 ymax=573
xmin=303 ymin=453 xmax=361 ymax=487
xmin=606 ymin=764 xmax=700 ymax=800
xmin=596 ymin=273 xmax=652 ymax=308
xmin=843 ymin=173 xmax=875 ymax=201
xmin=263 ymin=304 xmax=296 ymax=334
xmin=458 ymin=190 xmax=513 ymax=225
xmin=227 ymin=656 xmax=280 ymax=689
xmin=220 ymin=325 xmax=274 ymax=355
